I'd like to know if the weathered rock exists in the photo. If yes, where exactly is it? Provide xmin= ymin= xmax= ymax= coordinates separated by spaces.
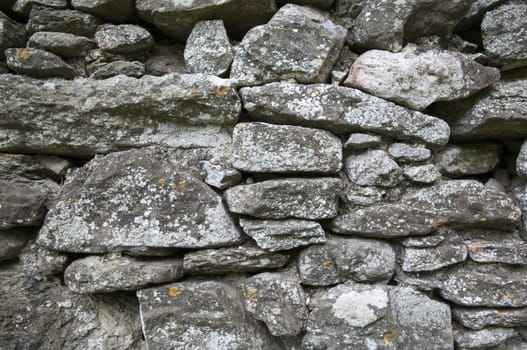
xmin=184 ymin=20 xmax=233 ymax=76
xmin=0 ymin=73 xmax=240 ymax=156
xmin=233 ymin=122 xmax=342 ymax=174
xmin=518 ymin=140 xmax=527 ymax=178
xmin=224 ymin=178 xmax=341 ymax=219
xmin=0 ymin=228 xmax=34 ymax=262
xmin=466 ymin=237 xmax=527 ymax=265
xmin=436 ymin=144 xmax=499 ymax=177
xmin=243 ymin=272 xmax=308 ymax=336
xmin=495 ymin=337 xmax=527 ymax=350
xmin=202 ymin=161 xmax=241 ymax=190
xmin=403 ymin=164 xmax=442 ymax=184
xmin=0 ymin=11 xmax=26 ymax=60
xmin=454 ymin=326 xmax=518 ymax=350
xmin=19 ymin=239 xmax=68 ymax=275
xmin=27 ymin=7 xmax=103 ymax=37
xmin=5 ymin=47 xmax=76 ymax=79
xmin=239 ymin=218 xmax=326 ymax=252
xmin=343 ymin=133 xmax=383 ymax=150
xmin=240 ymin=82 xmax=450 ymax=147
xmin=482 ymin=3 xmax=527 ymax=70
xmin=27 ymin=31 xmax=96 ymax=58
xmin=456 ymin=0 xmax=506 ymax=31
xmin=65 ymin=255 xmax=184 ymax=294
xmin=137 ymin=280 xmax=279 ymax=350
xmin=183 ymin=245 xmax=289 ymax=274
xmin=136 ymin=0 xmax=276 ymax=41
xmin=231 ymin=4 xmax=346 ymax=86
xmin=90 ymin=60 xmax=145 ymax=79
xmin=402 ymin=234 xmax=445 ymax=248
xmin=71 ymin=0 xmax=136 ymax=22
xmin=388 ymin=143 xmax=431 ymax=163
xmin=95 ymin=24 xmax=154 ymax=54
xmin=298 ymin=236 xmax=396 ymax=285
xmin=340 ymin=183 xmax=385 ymax=207
xmin=37 ymin=148 xmax=243 ymax=253
xmin=145 ymin=40 xmax=187 ymax=76
xmin=344 ymin=150 xmax=402 ymax=187
xmin=13 ymin=0 xmax=67 ymax=15
xmin=0 ymin=153 xmax=71 ymax=181
xmin=453 ymin=307 xmax=527 ymax=330
xmin=512 ymin=179 xmax=527 ymax=236
xmin=402 ymin=236 xmax=468 ymax=272
xmin=344 ymin=45 xmax=501 ymax=111
xmin=277 ymin=0 xmax=334 ymax=10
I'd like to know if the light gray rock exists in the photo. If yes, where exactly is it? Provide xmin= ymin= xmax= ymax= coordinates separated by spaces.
xmin=240 ymin=82 xmax=450 ymax=147
xmin=277 ymin=0 xmax=334 ymax=10
xmin=0 ymin=11 xmax=26 ymax=60
xmin=232 ymin=122 xmax=342 ymax=174
xmin=436 ymin=144 xmax=499 ymax=177
xmin=95 ymin=24 xmax=154 ymax=54
xmin=231 ymin=4 xmax=346 ymax=86
xmin=239 ymin=218 xmax=326 ymax=252
xmin=71 ymin=0 xmax=136 ymax=22
xmin=0 ymin=153 xmax=71 ymax=181
xmin=343 ymin=133 xmax=383 ymax=150
xmin=402 ymin=234 xmax=445 ymax=248
xmin=65 ymin=255 xmax=184 ymax=294
xmin=495 ymin=337 xmax=527 ymax=350
xmin=344 ymin=150 xmax=402 ymax=187
xmin=402 ymin=236 xmax=468 ymax=272
xmin=27 ymin=7 xmax=102 ymax=37
xmin=0 ymin=228 xmax=34 ymax=262
xmin=183 ymin=245 xmax=289 ymax=274
xmin=404 ymin=164 xmax=442 ymax=184
xmin=482 ymin=3 xmax=527 ymax=70
xmin=136 ymin=0 xmax=277 ymax=41
xmin=0 ymin=73 xmax=240 ymax=156
xmin=90 ymin=60 xmax=145 ymax=79
xmin=388 ymin=143 xmax=431 ymax=163
xmin=224 ymin=178 xmax=341 ymax=220
xmin=184 ymin=20 xmax=233 ymax=76
xmin=340 ymin=183 xmax=384 ymax=207
xmin=37 ymin=148 xmax=243 ymax=253
xmin=13 ymin=0 xmax=67 ymax=15
xmin=454 ymin=326 xmax=518 ymax=350
xmin=518 ymin=140 xmax=527 ymax=179
xmin=202 ymin=161 xmax=241 ymax=190
xmin=453 ymin=307 xmax=527 ymax=330
xmin=19 ymin=239 xmax=68 ymax=275
xmin=243 ymin=272 xmax=308 ymax=336
xmin=344 ymin=45 xmax=501 ymax=111
xmin=298 ymin=236 xmax=396 ymax=286
xmin=5 ymin=47 xmax=76 ymax=79
xmin=27 ymin=31 xmax=96 ymax=58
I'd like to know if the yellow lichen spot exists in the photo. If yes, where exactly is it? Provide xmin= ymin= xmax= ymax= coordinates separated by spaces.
xmin=179 ymin=180 xmax=186 ymax=189
xmin=215 ymin=86 xmax=230 ymax=96
xmin=507 ymin=293 xmax=516 ymax=299
xmin=170 ymin=182 xmax=178 ymax=190
xmin=17 ymin=48 xmax=32 ymax=59
xmin=247 ymin=288 xmax=258 ymax=301
xmin=111 ymin=258 xmax=119 ymax=265
xmin=158 ymin=178 xmax=166 ymax=185
xmin=480 ymin=217 xmax=488 ymax=222
xmin=323 ymin=261 xmax=335 ymax=270
xmin=70 ymin=197 xmax=79 ymax=203
xmin=383 ymin=331 xmax=396 ymax=348
xmin=471 ymin=244 xmax=483 ymax=255
xmin=497 ymin=310 xmax=508 ymax=316
xmin=169 ymin=287 xmax=181 ymax=297
xmin=259 ymin=47 xmax=268 ymax=56
xmin=188 ymin=86 xmax=198 ymax=94
xmin=514 ymin=310 xmax=520 ymax=315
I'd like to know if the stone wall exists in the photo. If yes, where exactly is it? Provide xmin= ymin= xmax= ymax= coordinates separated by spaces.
xmin=1 ymin=0 xmax=527 ymax=349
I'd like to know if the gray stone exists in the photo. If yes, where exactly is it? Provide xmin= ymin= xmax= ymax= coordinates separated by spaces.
xmin=145 ymin=40 xmax=187 ymax=76
xmin=277 ymin=0 xmax=334 ymax=10
xmin=233 ymin=122 xmax=342 ymax=174
xmin=518 ymin=140 xmax=527 ymax=179
xmin=239 ymin=218 xmax=326 ymax=252
xmin=243 ymin=272 xmax=308 ymax=336
xmin=224 ymin=178 xmax=341 ymax=220
xmin=512 ymin=179 xmax=527 ymax=236
xmin=298 ymin=236 xmax=396 ymax=286
xmin=19 ymin=239 xmax=68 ymax=275
xmin=37 ymin=147 xmax=243 ymax=253
xmin=5 ymin=47 xmax=76 ymax=79
xmin=340 ymin=183 xmax=384 ymax=207
xmin=402 ymin=236 xmax=468 ymax=272
xmin=388 ymin=143 xmax=431 ymax=163
xmin=466 ymin=238 xmax=527 ymax=265
xmin=202 ymin=161 xmax=242 ymax=190
xmin=0 ymin=11 xmax=26 ymax=60
xmin=240 ymin=82 xmax=450 ymax=147
xmin=71 ymin=0 xmax=136 ymax=22
xmin=454 ymin=326 xmax=518 ymax=350
xmin=344 ymin=45 xmax=501 ymax=111
xmin=184 ymin=20 xmax=233 ymax=76
xmin=403 ymin=164 xmax=442 ymax=184
xmin=0 ymin=73 xmax=240 ymax=156
xmin=137 ymin=280 xmax=279 ymax=350
xmin=495 ymin=337 xmax=527 ymax=350
xmin=84 ymin=48 xmax=127 ymax=75
xmin=90 ymin=60 xmax=145 ymax=79
xmin=482 ymin=3 xmax=527 ymax=70
xmin=183 ymin=245 xmax=289 ymax=274
xmin=0 ymin=153 xmax=72 ymax=181
xmin=343 ymin=133 xmax=383 ymax=150
xmin=28 ymin=31 xmax=96 ymax=58
xmin=64 ymin=255 xmax=184 ymax=294
xmin=436 ymin=144 xmax=499 ymax=177
xmin=456 ymin=0 xmax=506 ymax=31
xmin=13 ymin=0 xmax=66 ymax=15
xmin=231 ymin=4 xmax=346 ymax=86
xmin=402 ymin=234 xmax=445 ymax=248
xmin=95 ymin=24 xmax=154 ymax=54
xmin=453 ymin=307 xmax=527 ymax=330
xmin=344 ymin=150 xmax=402 ymax=187
xmin=136 ymin=0 xmax=277 ymax=41
xmin=27 ymin=7 xmax=103 ymax=37
xmin=0 ymin=228 xmax=34 ymax=262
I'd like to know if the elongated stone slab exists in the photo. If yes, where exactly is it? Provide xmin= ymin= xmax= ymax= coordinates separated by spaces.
xmin=453 ymin=307 xmax=527 ymax=330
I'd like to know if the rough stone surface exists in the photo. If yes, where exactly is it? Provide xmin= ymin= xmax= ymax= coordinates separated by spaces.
xmin=388 ymin=143 xmax=431 ymax=163
xmin=0 ymin=153 xmax=71 ymax=181
xmin=436 ymin=144 xmax=499 ymax=177
xmin=512 ymin=179 xmax=527 ymax=237
xmin=456 ymin=0 xmax=506 ymax=31
xmin=71 ymin=0 xmax=136 ymax=22
xmin=240 ymin=82 xmax=450 ymax=147
xmin=145 ymin=40 xmax=187 ymax=76
xmin=28 ymin=31 xmax=96 ymax=58
xmin=224 ymin=178 xmax=341 ymax=220
xmin=184 ymin=20 xmax=233 ymax=76
xmin=232 ymin=122 xmax=342 ymax=174
xmin=402 ymin=236 xmax=468 ymax=272
xmin=27 ymin=7 xmax=102 ymax=37
xmin=344 ymin=45 xmax=501 ymax=111
xmin=231 ymin=4 xmax=346 ymax=86
xmin=90 ymin=60 xmax=145 ymax=79
xmin=5 ymin=47 xmax=76 ymax=79
xmin=0 ymin=228 xmax=34 ymax=262
xmin=19 ymin=239 xmax=68 ymax=275
xmin=466 ymin=236 xmax=527 ymax=265
xmin=37 ymin=148 xmax=243 ymax=253
xmin=343 ymin=133 xmax=383 ymax=150
xmin=13 ymin=0 xmax=67 ymax=15
xmin=453 ymin=307 xmax=527 ymax=330
xmin=277 ymin=0 xmax=334 ymax=10
xmin=95 ymin=24 xmax=154 ymax=54
xmin=202 ymin=161 xmax=241 ymax=190
xmin=454 ymin=326 xmax=518 ymax=350
xmin=0 ymin=11 xmax=26 ymax=59
xmin=403 ymin=164 xmax=442 ymax=184
xmin=0 ymin=73 xmax=240 ymax=156
xmin=517 ymin=140 xmax=527 ymax=179
xmin=344 ymin=150 xmax=402 ymax=187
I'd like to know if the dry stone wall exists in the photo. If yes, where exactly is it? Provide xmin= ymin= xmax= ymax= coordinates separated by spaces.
xmin=1 ymin=0 xmax=527 ymax=349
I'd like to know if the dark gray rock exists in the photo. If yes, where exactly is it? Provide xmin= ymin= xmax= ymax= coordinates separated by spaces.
xmin=232 ymin=122 xmax=342 ymax=174
xmin=403 ymin=164 xmax=442 ymax=184
xmin=454 ymin=326 xmax=518 ymax=350
xmin=27 ymin=31 xmax=96 ymax=58
xmin=95 ymin=24 xmax=154 ymax=54
xmin=340 ymin=183 xmax=384 ymax=207
xmin=277 ymin=0 xmax=334 ymax=10
xmin=466 ymin=238 xmax=527 ymax=265
xmin=90 ymin=60 xmax=145 ymax=79
xmin=453 ymin=307 xmax=527 ymax=330
xmin=494 ymin=337 xmax=527 ymax=350
xmin=71 ymin=0 xmax=136 ymax=22
xmin=202 ymin=161 xmax=242 ymax=190
xmin=0 ymin=11 xmax=26 ymax=60
xmin=231 ymin=4 xmax=346 ymax=86
xmin=5 ymin=47 xmax=76 ymax=79
xmin=518 ymin=140 xmax=527 ymax=179
xmin=344 ymin=45 xmax=501 ymax=111
xmin=298 ymin=236 xmax=396 ymax=286
xmin=224 ymin=178 xmax=341 ymax=219
xmin=343 ymin=133 xmax=383 ymax=150
xmin=0 ymin=153 xmax=71 ymax=181
xmin=512 ymin=179 xmax=527 ymax=237
xmin=136 ymin=0 xmax=277 ymax=41
xmin=388 ymin=143 xmax=431 ymax=163
xmin=436 ymin=143 xmax=499 ymax=177
xmin=13 ymin=0 xmax=67 ymax=15
xmin=344 ymin=150 xmax=402 ymax=187
xmin=145 ymin=40 xmax=187 ymax=76
xmin=65 ymin=255 xmax=184 ymax=294
xmin=240 ymin=82 xmax=450 ymax=147
xmin=19 ymin=239 xmax=68 ymax=275
xmin=184 ymin=20 xmax=233 ymax=76
xmin=183 ymin=245 xmax=289 ymax=274
xmin=27 ymin=7 xmax=103 ymax=37
xmin=0 ymin=228 xmax=34 ymax=262
xmin=0 ymin=73 xmax=240 ymax=156
xmin=456 ymin=0 xmax=506 ymax=31
xmin=402 ymin=236 xmax=468 ymax=272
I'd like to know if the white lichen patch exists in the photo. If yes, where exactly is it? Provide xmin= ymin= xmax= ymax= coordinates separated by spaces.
xmin=332 ymin=286 xmax=388 ymax=328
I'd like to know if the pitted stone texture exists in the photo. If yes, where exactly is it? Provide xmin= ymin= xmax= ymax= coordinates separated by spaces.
xmin=453 ymin=307 xmax=527 ymax=330
xmin=456 ymin=0 xmax=506 ymax=31
xmin=466 ymin=237 xmax=527 ymax=265
xmin=344 ymin=45 xmax=501 ymax=111
xmin=71 ymin=0 xmax=136 ymax=22
xmin=240 ymin=82 xmax=450 ymax=147
xmin=13 ymin=0 xmax=66 ymax=15
xmin=28 ymin=32 xmax=96 ymax=58
xmin=90 ymin=60 xmax=145 ymax=79
xmin=343 ymin=133 xmax=383 ymax=150
xmin=402 ymin=236 xmax=468 ymax=272
xmin=344 ymin=150 xmax=402 ymax=187
xmin=436 ymin=144 xmax=499 ymax=177
xmin=277 ymin=0 xmax=334 ymax=9
xmin=137 ymin=280 xmax=279 ymax=350
xmin=388 ymin=143 xmax=431 ymax=163
xmin=517 ymin=140 xmax=527 ymax=179
xmin=0 ymin=12 xmax=26 ymax=60
xmin=482 ymin=3 xmax=527 ymax=70
xmin=136 ymin=0 xmax=276 ymax=41
xmin=37 ymin=148 xmax=243 ymax=253
xmin=243 ymin=272 xmax=308 ymax=336
xmin=202 ymin=161 xmax=241 ymax=190
xmin=5 ymin=48 xmax=76 ymax=79
xmin=298 ymin=236 xmax=396 ymax=286
xmin=184 ymin=20 xmax=233 ymax=76
xmin=239 ymin=218 xmax=326 ymax=252
xmin=183 ymin=245 xmax=289 ymax=274
xmin=0 ymin=228 xmax=34 ymax=262
xmin=95 ymin=24 xmax=154 ymax=54
xmin=27 ymin=7 xmax=102 ymax=36
xmin=454 ymin=326 xmax=518 ymax=350
xmin=512 ymin=179 xmax=527 ymax=236
xmin=65 ymin=255 xmax=184 ymax=294
xmin=233 ymin=122 xmax=342 ymax=174
xmin=231 ymin=4 xmax=346 ymax=86
xmin=404 ymin=164 xmax=442 ymax=184
xmin=0 ymin=73 xmax=240 ymax=156
xmin=19 ymin=239 xmax=68 ymax=275
xmin=224 ymin=178 xmax=341 ymax=220
xmin=0 ymin=153 xmax=71 ymax=181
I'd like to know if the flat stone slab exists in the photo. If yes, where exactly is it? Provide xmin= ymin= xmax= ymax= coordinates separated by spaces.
xmin=0 ymin=11 xmax=26 ymax=59
xmin=436 ymin=144 xmax=499 ymax=177
xmin=27 ymin=31 xmax=96 ymax=58
xmin=5 ymin=47 xmax=76 ymax=79
xmin=26 ymin=7 xmax=102 ymax=37
xmin=344 ymin=150 xmax=402 ymax=187
xmin=453 ymin=306 xmax=527 ymax=330
xmin=95 ymin=24 xmax=154 ymax=54
xmin=71 ymin=0 xmax=136 ymax=22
